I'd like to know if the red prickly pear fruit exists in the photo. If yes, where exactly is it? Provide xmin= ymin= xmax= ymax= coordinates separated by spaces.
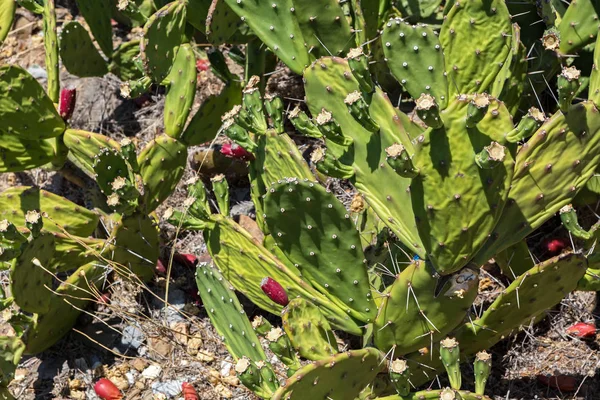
xmin=181 ymin=382 xmax=199 ymax=400
xmin=546 ymin=238 xmax=567 ymax=255
xmin=566 ymin=322 xmax=596 ymax=338
xmin=260 ymin=277 xmax=289 ymax=306
xmin=94 ymin=378 xmax=123 ymax=400
xmin=220 ymin=142 xmax=254 ymax=161
xmin=537 ymin=374 xmax=577 ymax=392
xmin=98 ymin=292 xmax=111 ymax=304
xmin=155 ymin=259 xmax=167 ymax=275
xmin=196 ymin=59 xmax=209 ymax=72
xmin=174 ymin=253 xmax=198 ymax=268
xmin=59 ymin=88 xmax=77 ymax=121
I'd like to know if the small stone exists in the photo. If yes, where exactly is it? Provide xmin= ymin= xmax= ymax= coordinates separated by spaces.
xmin=197 ymin=349 xmax=215 ymax=362
xmin=187 ymin=337 xmax=204 ymax=356
xmin=130 ymin=358 xmax=149 ymax=372
xmin=215 ymin=383 xmax=233 ymax=398
xmin=121 ymin=324 xmax=145 ymax=350
xmin=151 ymin=379 xmax=185 ymax=397
xmin=141 ymin=364 xmax=163 ymax=379
xmin=148 ymin=336 xmax=174 ymax=358
xmin=170 ymin=322 xmax=189 ymax=344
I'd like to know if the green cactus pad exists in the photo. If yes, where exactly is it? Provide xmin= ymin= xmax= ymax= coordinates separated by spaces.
xmin=272 ymin=347 xmax=385 ymax=400
xmin=196 ymin=262 xmax=267 ymax=361
xmin=0 ymin=336 xmax=25 ymax=386
xmin=25 ymin=262 xmax=104 ymax=354
xmin=0 ymin=0 xmax=15 ymax=45
xmin=460 ymin=252 xmax=587 ymax=351
xmin=75 ymin=0 xmax=113 ymax=57
xmin=63 ymin=129 xmax=121 ymax=177
xmin=374 ymin=261 xmax=478 ymax=355
xmin=558 ymin=0 xmax=600 ymax=55
xmin=223 ymin=0 xmax=311 ymax=74
xmin=138 ymin=134 xmax=187 ymax=212
xmin=380 ymin=390 xmax=492 ymax=400
xmin=281 ymin=298 xmax=338 ymax=361
xmin=51 ymin=234 xmax=106 ymax=273
xmin=264 ymin=178 xmax=376 ymax=323
xmin=490 ymin=23 xmax=527 ymax=115
xmin=0 ymin=133 xmax=57 ymax=172
xmin=164 ymin=43 xmax=196 ymax=139
xmin=440 ymin=0 xmax=511 ymax=96
xmin=59 ymin=22 xmax=109 ymax=77
xmin=186 ymin=0 xmax=211 ymax=32
xmin=494 ymin=240 xmax=534 ymax=279
xmin=10 ymin=232 xmax=55 ymax=314
xmin=42 ymin=0 xmax=59 ymax=103
xmin=473 ymin=102 xmax=600 ymax=265
xmin=181 ymin=82 xmax=242 ymax=146
xmin=0 ymin=65 xmax=65 ymax=139
xmin=204 ymin=214 xmax=363 ymax=335
xmin=590 ymin=33 xmax=600 ymax=105
xmin=292 ymin=0 xmax=353 ymax=58
xmin=0 ymin=187 xmax=98 ymax=236
xmin=404 ymin=252 xmax=588 ymax=387
xmin=304 ymin=58 xmax=424 ymax=257
xmin=108 ymin=39 xmax=144 ymax=81
xmin=411 ymin=98 xmax=514 ymax=274
xmin=206 ymin=0 xmax=248 ymax=45
xmin=141 ymin=1 xmax=187 ymax=82
xmin=382 ymin=20 xmax=448 ymax=108
xmin=110 ymin=213 xmax=159 ymax=281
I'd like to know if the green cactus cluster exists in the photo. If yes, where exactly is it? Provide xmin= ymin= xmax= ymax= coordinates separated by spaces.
xmin=3 ymin=0 xmax=600 ymax=398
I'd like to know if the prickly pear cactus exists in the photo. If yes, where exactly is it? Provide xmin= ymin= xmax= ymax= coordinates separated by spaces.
xmin=195 ymin=263 xmax=268 ymax=362
xmin=141 ymin=0 xmax=187 ymax=82
xmin=0 ymin=0 xmax=15 ymax=45
xmin=264 ymin=178 xmax=376 ymax=323
xmin=374 ymin=261 xmax=478 ymax=354
xmin=74 ymin=0 xmax=113 ymax=57
xmin=272 ymin=348 xmax=385 ymax=400
xmin=10 ymin=232 xmax=55 ymax=314
xmin=164 ymin=43 xmax=196 ymax=139
xmin=59 ymin=22 xmax=108 ymax=77
xmin=0 ymin=65 xmax=65 ymax=138
xmin=281 ymin=298 xmax=338 ymax=361
xmin=0 ymin=187 xmax=98 ymax=236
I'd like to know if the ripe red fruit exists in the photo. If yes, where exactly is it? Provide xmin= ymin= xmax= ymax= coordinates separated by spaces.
xmin=566 ymin=322 xmax=596 ymax=339
xmin=59 ymin=88 xmax=77 ymax=121
xmin=196 ymin=59 xmax=210 ymax=72
xmin=94 ymin=378 xmax=122 ymax=400
xmin=537 ymin=374 xmax=577 ymax=392
xmin=220 ymin=142 xmax=254 ymax=161
xmin=155 ymin=259 xmax=167 ymax=275
xmin=260 ymin=277 xmax=289 ymax=306
xmin=174 ymin=253 xmax=198 ymax=268
xmin=181 ymin=382 xmax=199 ymax=400
xmin=98 ymin=292 xmax=111 ymax=304
xmin=546 ymin=238 xmax=567 ymax=254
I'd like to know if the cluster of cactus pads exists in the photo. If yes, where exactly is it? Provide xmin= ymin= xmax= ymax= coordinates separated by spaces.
xmin=2 ymin=0 xmax=600 ymax=398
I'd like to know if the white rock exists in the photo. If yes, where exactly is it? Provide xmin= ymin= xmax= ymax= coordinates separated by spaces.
xmin=141 ymin=364 xmax=162 ymax=379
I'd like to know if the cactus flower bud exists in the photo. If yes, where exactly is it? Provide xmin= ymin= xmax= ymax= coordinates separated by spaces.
xmin=94 ymin=378 xmax=123 ymax=400
xmin=220 ymin=142 xmax=254 ymax=161
xmin=173 ymin=253 xmax=198 ymax=268
xmin=59 ymin=88 xmax=77 ymax=121
xmin=260 ymin=277 xmax=289 ymax=306
xmin=566 ymin=322 xmax=596 ymax=338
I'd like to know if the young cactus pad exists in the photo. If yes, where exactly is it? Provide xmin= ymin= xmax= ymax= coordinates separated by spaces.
xmin=195 ymin=263 xmax=267 ymax=362
xmin=281 ymin=298 xmax=339 ymax=361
